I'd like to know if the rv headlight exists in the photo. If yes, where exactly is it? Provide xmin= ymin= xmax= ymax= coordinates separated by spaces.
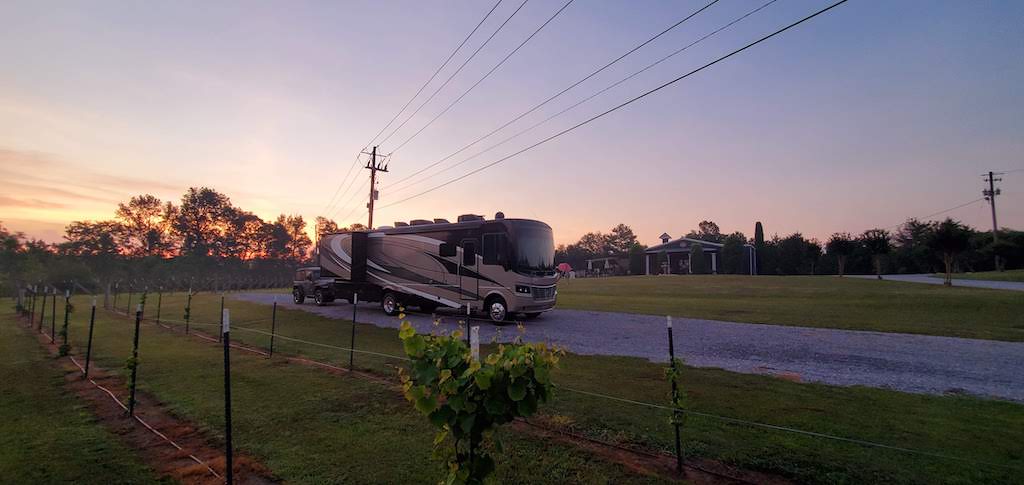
xmin=515 ymin=285 xmax=531 ymax=294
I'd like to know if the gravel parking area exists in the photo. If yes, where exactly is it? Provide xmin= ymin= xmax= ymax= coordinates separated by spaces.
xmin=235 ymin=293 xmax=1024 ymax=402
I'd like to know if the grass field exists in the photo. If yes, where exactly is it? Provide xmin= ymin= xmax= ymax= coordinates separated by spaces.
xmin=934 ymin=269 xmax=1024 ymax=283
xmin=33 ymin=291 xmax=1022 ymax=484
xmin=556 ymin=275 xmax=1024 ymax=341
xmin=0 ymin=320 xmax=163 ymax=484
xmin=4 ymin=307 xmax=669 ymax=484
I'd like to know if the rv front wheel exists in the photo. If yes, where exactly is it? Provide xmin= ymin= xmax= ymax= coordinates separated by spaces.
xmin=293 ymin=288 xmax=305 ymax=304
xmin=314 ymin=289 xmax=326 ymax=306
xmin=381 ymin=292 xmax=400 ymax=316
xmin=486 ymin=296 xmax=508 ymax=323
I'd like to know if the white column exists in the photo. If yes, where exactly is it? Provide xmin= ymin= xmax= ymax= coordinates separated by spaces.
xmin=645 ymin=254 xmax=650 ymax=275
xmin=711 ymin=252 xmax=718 ymax=274
xmin=687 ymin=252 xmax=692 ymax=274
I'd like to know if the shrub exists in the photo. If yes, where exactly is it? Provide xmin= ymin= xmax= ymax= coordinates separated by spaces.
xmin=398 ymin=318 xmax=562 ymax=484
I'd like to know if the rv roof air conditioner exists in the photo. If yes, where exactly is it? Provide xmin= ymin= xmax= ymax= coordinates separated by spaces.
xmin=409 ymin=219 xmax=432 ymax=226
xmin=433 ymin=218 xmax=450 ymax=224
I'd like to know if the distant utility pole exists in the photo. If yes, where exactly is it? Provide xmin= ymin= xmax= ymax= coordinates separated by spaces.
xmin=361 ymin=146 xmax=388 ymax=230
xmin=982 ymin=171 xmax=1004 ymax=271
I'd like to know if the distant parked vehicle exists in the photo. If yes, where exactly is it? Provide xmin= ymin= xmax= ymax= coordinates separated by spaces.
xmin=298 ymin=213 xmax=558 ymax=322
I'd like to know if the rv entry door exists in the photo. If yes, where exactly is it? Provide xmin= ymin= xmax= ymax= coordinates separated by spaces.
xmin=459 ymin=239 xmax=478 ymax=301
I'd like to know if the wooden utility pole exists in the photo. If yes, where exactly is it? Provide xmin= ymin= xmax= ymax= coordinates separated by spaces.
xmin=983 ymin=171 xmax=1003 ymax=271
xmin=361 ymin=146 xmax=388 ymax=230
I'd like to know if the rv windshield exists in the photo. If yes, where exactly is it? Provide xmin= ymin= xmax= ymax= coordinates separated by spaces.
xmin=515 ymin=226 xmax=554 ymax=274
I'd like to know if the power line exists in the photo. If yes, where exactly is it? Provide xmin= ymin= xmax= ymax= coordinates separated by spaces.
xmin=376 ymin=0 xmax=532 ymax=149
xmin=323 ymin=1 xmax=513 ymax=219
xmin=386 ymin=0 xmax=577 ymax=154
xmin=379 ymin=0 xmax=851 ymax=210
xmin=386 ymin=0 xmax=777 ymax=196
xmin=363 ymin=0 xmax=504 ymax=150
xmin=883 ymin=198 xmax=986 ymax=231
xmin=384 ymin=0 xmax=723 ymax=190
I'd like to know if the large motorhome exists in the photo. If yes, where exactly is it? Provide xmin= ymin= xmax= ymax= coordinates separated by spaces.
xmin=293 ymin=213 xmax=557 ymax=323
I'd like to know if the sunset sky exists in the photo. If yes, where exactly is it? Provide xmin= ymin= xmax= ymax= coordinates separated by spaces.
xmin=2 ymin=0 xmax=1022 ymax=246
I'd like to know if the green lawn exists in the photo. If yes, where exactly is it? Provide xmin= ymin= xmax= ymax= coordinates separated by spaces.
xmin=0 ymin=319 xmax=163 ymax=484
xmin=556 ymin=275 xmax=1024 ymax=341
xmin=933 ymin=269 xmax=1024 ymax=283
xmin=60 ymin=292 xmax=1024 ymax=484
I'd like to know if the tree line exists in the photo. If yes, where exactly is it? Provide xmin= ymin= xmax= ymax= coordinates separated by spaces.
xmin=0 ymin=187 xmax=353 ymax=302
xmin=555 ymin=218 xmax=1024 ymax=279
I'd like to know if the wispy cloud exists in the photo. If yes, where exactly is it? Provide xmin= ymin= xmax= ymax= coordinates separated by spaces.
xmin=0 ymin=195 xmax=67 ymax=209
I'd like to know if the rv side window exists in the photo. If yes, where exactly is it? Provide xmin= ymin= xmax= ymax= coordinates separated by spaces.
xmin=462 ymin=242 xmax=476 ymax=266
xmin=439 ymin=243 xmax=456 ymax=257
xmin=482 ymin=233 xmax=506 ymax=265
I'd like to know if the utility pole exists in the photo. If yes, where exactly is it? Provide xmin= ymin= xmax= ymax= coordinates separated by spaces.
xmin=361 ymin=146 xmax=388 ymax=230
xmin=983 ymin=171 xmax=1003 ymax=271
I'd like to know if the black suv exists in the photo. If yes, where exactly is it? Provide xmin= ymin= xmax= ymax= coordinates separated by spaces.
xmin=292 ymin=267 xmax=335 ymax=306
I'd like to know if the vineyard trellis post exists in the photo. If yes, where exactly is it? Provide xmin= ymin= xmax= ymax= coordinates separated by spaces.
xmin=222 ymin=308 xmax=234 ymax=485
xmin=184 ymin=286 xmax=192 ymax=335
xmin=269 ymin=300 xmax=277 ymax=358
xmin=84 ymin=297 xmax=97 ymax=379
xmin=218 ymin=295 xmax=225 ymax=342
xmin=128 ymin=304 xmax=142 ymax=417
xmin=60 ymin=289 xmax=70 ymax=354
xmin=349 ymin=293 xmax=358 ymax=371
xmin=49 ymin=288 xmax=57 ymax=342
xmin=37 ymin=287 xmax=47 ymax=332
xmin=666 ymin=315 xmax=683 ymax=474
xmin=155 ymin=288 xmax=162 ymax=325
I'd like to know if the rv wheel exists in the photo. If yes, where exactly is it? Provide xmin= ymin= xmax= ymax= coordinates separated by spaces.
xmin=314 ymin=289 xmax=326 ymax=306
xmin=486 ymin=296 xmax=508 ymax=323
xmin=293 ymin=288 xmax=305 ymax=304
xmin=381 ymin=292 xmax=400 ymax=316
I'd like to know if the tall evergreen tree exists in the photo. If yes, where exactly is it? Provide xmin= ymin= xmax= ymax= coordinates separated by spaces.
xmin=753 ymin=221 xmax=765 ymax=275
xmin=690 ymin=242 xmax=707 ymax=274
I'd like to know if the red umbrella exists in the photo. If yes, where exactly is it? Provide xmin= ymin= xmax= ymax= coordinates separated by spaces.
xmin=557 ymin=263 xmax=572 ymax=273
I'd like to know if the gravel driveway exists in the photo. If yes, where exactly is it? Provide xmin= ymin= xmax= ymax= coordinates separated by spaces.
xmin=847 ymin=273 xmax=1024 ymax=291
xmin=235 ymin=293 xmax=1024 ymax=402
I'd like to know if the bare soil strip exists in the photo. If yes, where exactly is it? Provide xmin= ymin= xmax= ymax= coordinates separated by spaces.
xmin=18 ymin=319 xmax=278 ymax=485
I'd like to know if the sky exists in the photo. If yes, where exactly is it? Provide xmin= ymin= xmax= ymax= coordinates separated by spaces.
xmin=1 ymin=0 xmax=1022 ymax=247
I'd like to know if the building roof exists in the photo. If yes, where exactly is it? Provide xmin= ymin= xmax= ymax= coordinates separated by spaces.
xmin=645 ymin=237 xmax=724 ymax=254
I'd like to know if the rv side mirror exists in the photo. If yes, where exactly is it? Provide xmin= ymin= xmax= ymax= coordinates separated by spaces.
xmin=439 ymin=243 xmax=456 ymax=257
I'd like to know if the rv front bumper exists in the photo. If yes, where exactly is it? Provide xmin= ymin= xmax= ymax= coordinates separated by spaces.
xmin=510 ymin=284 xmax=557 ymax=313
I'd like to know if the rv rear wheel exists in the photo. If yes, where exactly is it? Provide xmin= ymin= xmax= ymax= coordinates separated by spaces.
xmin=485 ymin=296 xmax=508 ymax=323
xmin=381 ymin=292 xmax=400 ymax=316
xmin=293 ymin=288 xmax=305 ymax=304
xmin=314 ymin=289 xmax=326 ymax=306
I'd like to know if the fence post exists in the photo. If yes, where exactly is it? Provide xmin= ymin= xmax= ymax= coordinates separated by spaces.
xmin=218 ymin=295 xmax=225 ymax=342
xmin=128 ymin=304 xmax=142 ymax=417
xmin=29 ymin=285 xmax=37 ymax=323
xmin=50 ymin=288 xmax=57 ymax=343
xmin=37 ymin=287 xmax=47 ymax=332
xmin=185 ymin=287 xmax=193 ymax=335
xmin=666 ymin=315 xmax=683 ymax=474
xmin=84 ymin=297 xmax=97 ymax=379
xmin=127 ymin=286 xmax=133 ymax=316
xmin=349 ymin=293 xmax=358 ymax=370
xmin=269 ymin=301 xmax=277 ymax=358
xmin=60 ymin=290 xmax=70 ymax=353
xmin=113 ymin=283 xmax=119 ymax=313
xmin=155 ymin=288 xmax=162 ymax=325
xmin=222 ymin=308 xmax=234 ymax=485
xmin=465 ymin=304 xmax=471 ymax=346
